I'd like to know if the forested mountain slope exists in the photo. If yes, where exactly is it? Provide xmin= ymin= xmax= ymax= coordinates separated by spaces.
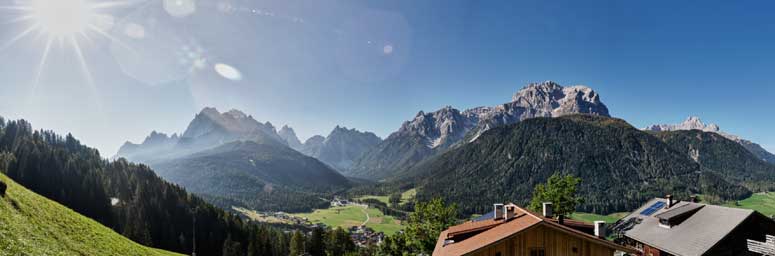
xmin=153 ymin=141 xmax=351 ymax=212
xmin=653 ymin=130 xmax=775 ymax=194
xmin=0 ymin=174 xmax=181 ymax=256
xmin=409 ymin=115 xmax=753 ymax=215
xmin=0 ymin=118 xmax=291 ymax=256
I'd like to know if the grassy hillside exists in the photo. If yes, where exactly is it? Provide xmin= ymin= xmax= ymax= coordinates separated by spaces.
xmin=292 ymin=205 xmax=404 ymax=235
xmin=569 ymin=212 xmax=629 ymax=224
xmin=0 ymin=174 xmax=181 ymax=256
xmin=356 ymin=188 xmax=417 ymax=206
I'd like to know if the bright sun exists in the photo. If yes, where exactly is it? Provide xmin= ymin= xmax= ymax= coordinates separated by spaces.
xmin=0 ymin=0 xmax=128 ymax=88
xmin=31 ymin=0 xmax=93 ymax=37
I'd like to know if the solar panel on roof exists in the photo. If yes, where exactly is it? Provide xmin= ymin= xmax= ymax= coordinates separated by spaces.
xmin=473 ymin=210 xmax=496 ymax=222
xmin=640 ymin=201 xmax=666 ymax=216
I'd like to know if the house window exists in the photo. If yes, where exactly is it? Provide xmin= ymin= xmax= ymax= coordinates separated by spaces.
xmin=530 ymin=247 xmax=545 ymax=256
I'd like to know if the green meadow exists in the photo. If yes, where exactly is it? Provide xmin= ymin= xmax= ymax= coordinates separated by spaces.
xmin=292 ymin=205 xmax=404 ymax=235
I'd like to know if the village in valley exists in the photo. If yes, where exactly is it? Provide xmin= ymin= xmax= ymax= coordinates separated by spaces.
xmin=234 ymin=197 xmax=393 ymax=247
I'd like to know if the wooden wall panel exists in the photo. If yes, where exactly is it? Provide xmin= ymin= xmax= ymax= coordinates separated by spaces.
xmin=464 ymin=224 xmax=617 ymax=256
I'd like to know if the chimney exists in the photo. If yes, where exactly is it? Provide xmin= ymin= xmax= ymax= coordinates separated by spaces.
xmin=542 ymin=202 xmax=553 ymax=218
xmin=558 ymin=215 xmax=565 ymax=225
xmin=666 ymin=195 xmax=674 ymax=208
xmin=504 ymin=205 xmax=516 ymax=220
xmin=494 ymin=204 xmax=504 ymax=220
xmin=690 ymin=195 xmax=698 ymax=203
xmin=594 ymin=221 xmax=606 ymax=238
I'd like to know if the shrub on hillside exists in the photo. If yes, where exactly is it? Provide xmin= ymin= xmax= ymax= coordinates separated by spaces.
xmin=0 ymin=180 xmax=7 ymax=197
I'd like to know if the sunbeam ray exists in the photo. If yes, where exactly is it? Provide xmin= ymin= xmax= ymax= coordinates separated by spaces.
xmin=89 ymin=0 xmax=144 ymax=10
xmin=87 ymin=24 xmax=136 ymax=54
xmin=0 ymin=24 xmax=39 ymax=51
xmin=2 ymin=14 xmax=34 ymax=25
xmin=25 ymin=36 xmax=53 ymax=108
xmin=0 ymin=6 xmax=33 ymax=11
xmin=69 ymin=36 xmax=103 ymax=110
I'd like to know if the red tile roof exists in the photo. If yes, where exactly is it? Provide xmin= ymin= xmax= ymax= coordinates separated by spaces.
xmin=433 ymin=204 xmax=635 ymax=256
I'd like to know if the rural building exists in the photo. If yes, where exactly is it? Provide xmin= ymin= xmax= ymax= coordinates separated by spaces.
xmin=612 ymin=196 xmax=775 ymax=256
xmin=433 ymin=203 xmax=635 ymax=256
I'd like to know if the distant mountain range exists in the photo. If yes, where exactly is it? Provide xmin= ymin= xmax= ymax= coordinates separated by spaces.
xmin=289 ymin=126 xmax=382 ymax=171
xmin=406 ymin=115 xmax=772 ymax=215
xmin=347 ymin=81 xmax=611 ymax=180
xmin=116 ymin=108 xmax=353 ymax=212
xmin=113 ymin=81 xmax=775 ymax=217
xmin=645 ymin=116 xmax=775 ymax=164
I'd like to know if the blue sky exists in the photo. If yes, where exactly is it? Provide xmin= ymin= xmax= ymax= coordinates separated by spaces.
xmin=0 ymin=0 xmax=773 ymax=155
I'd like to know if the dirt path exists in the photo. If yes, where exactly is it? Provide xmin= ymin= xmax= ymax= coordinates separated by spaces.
xmin=359 ymin=205 xmax=370 ymax=227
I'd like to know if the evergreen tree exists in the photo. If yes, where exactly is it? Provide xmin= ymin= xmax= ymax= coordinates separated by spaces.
xmin=290 ymin=230 xmax=305 ymax=256
xmin=306 ymin=227 xmax=325 ymax=256
xmin=0 ymin=179 xmax=6 ymax=197
xmin=222 ymin=235 xmax=243 ymax=256
xmin=326 ymin=227 xmax=355 ymax=256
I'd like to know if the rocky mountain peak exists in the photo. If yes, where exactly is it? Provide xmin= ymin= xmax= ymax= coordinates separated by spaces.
xmin=511 ymin=81 xmax=608 ymax=117
xmin=646 ymin=116 xmax=721 ymax=133
xmin=393 ymin=81 xmax=609 ymax=149
xmin=298 ymin=126 xmax=382 ymax=171
xmin=223 ymin=109 xmax=250 ymax=119
xmin=645 ymin=116 xmax=775 ymax=164
xmin=278 ymin=125 xmax=303 ymax=150
xmin=305 ymin=135 xmax=326 ymax=145
xmin=143 ymin=131 xmax=177 ymax=145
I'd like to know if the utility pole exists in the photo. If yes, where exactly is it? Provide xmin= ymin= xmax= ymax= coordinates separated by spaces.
xmin=192 ymin=208 xmax=197 ymax=256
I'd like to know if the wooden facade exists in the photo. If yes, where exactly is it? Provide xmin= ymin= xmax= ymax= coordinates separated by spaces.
xmin=467 ymin=224 xmax=617 ymax=256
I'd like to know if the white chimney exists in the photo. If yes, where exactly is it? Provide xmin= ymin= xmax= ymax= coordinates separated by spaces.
xmin=494 ymin=204 xmax=504 ymax=220
xmin=594 ymin=221 xmax=606 ymax=238
xmin=504 ymin=205 xmax=516 ymax=220
xmin=542 ymin=202 xmax=553 ymax=218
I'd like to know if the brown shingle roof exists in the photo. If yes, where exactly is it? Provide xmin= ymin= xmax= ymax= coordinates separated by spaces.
xmin=433 ymin=204 xmax=635 ymax=256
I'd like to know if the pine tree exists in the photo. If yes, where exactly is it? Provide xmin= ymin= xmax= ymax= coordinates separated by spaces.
xmin=290 ymin=230 xmax=305 ymax=256
xmin=306 ymin=227 xmax=325 ymax=256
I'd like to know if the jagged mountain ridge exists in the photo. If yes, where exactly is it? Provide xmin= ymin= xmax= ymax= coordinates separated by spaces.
xmin=278 ymin=125 xmax=303 ymax=150
xmin=280 ymin=126 xmax=382 ymax=171
xmin=347 ymin=81 xmax=611 ymax=180
xmin=645 ymin=116 xmax=775 ymax=164
xmin=117 ymin=107 xmax=287 ymax=163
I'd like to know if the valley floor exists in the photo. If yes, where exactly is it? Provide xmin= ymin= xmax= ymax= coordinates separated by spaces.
xmin=292 ymin=205 xmax=404 ymax=235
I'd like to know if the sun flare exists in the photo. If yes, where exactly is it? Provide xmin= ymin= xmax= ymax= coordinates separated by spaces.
xmin=30 ymin=0 xmax=92 ymax=37
xmin=1 ymin=0 xmax=130 ymax=101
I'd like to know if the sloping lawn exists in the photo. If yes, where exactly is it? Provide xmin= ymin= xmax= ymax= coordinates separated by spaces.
xmin=0 ymin=174 xmax=182 ymax=256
